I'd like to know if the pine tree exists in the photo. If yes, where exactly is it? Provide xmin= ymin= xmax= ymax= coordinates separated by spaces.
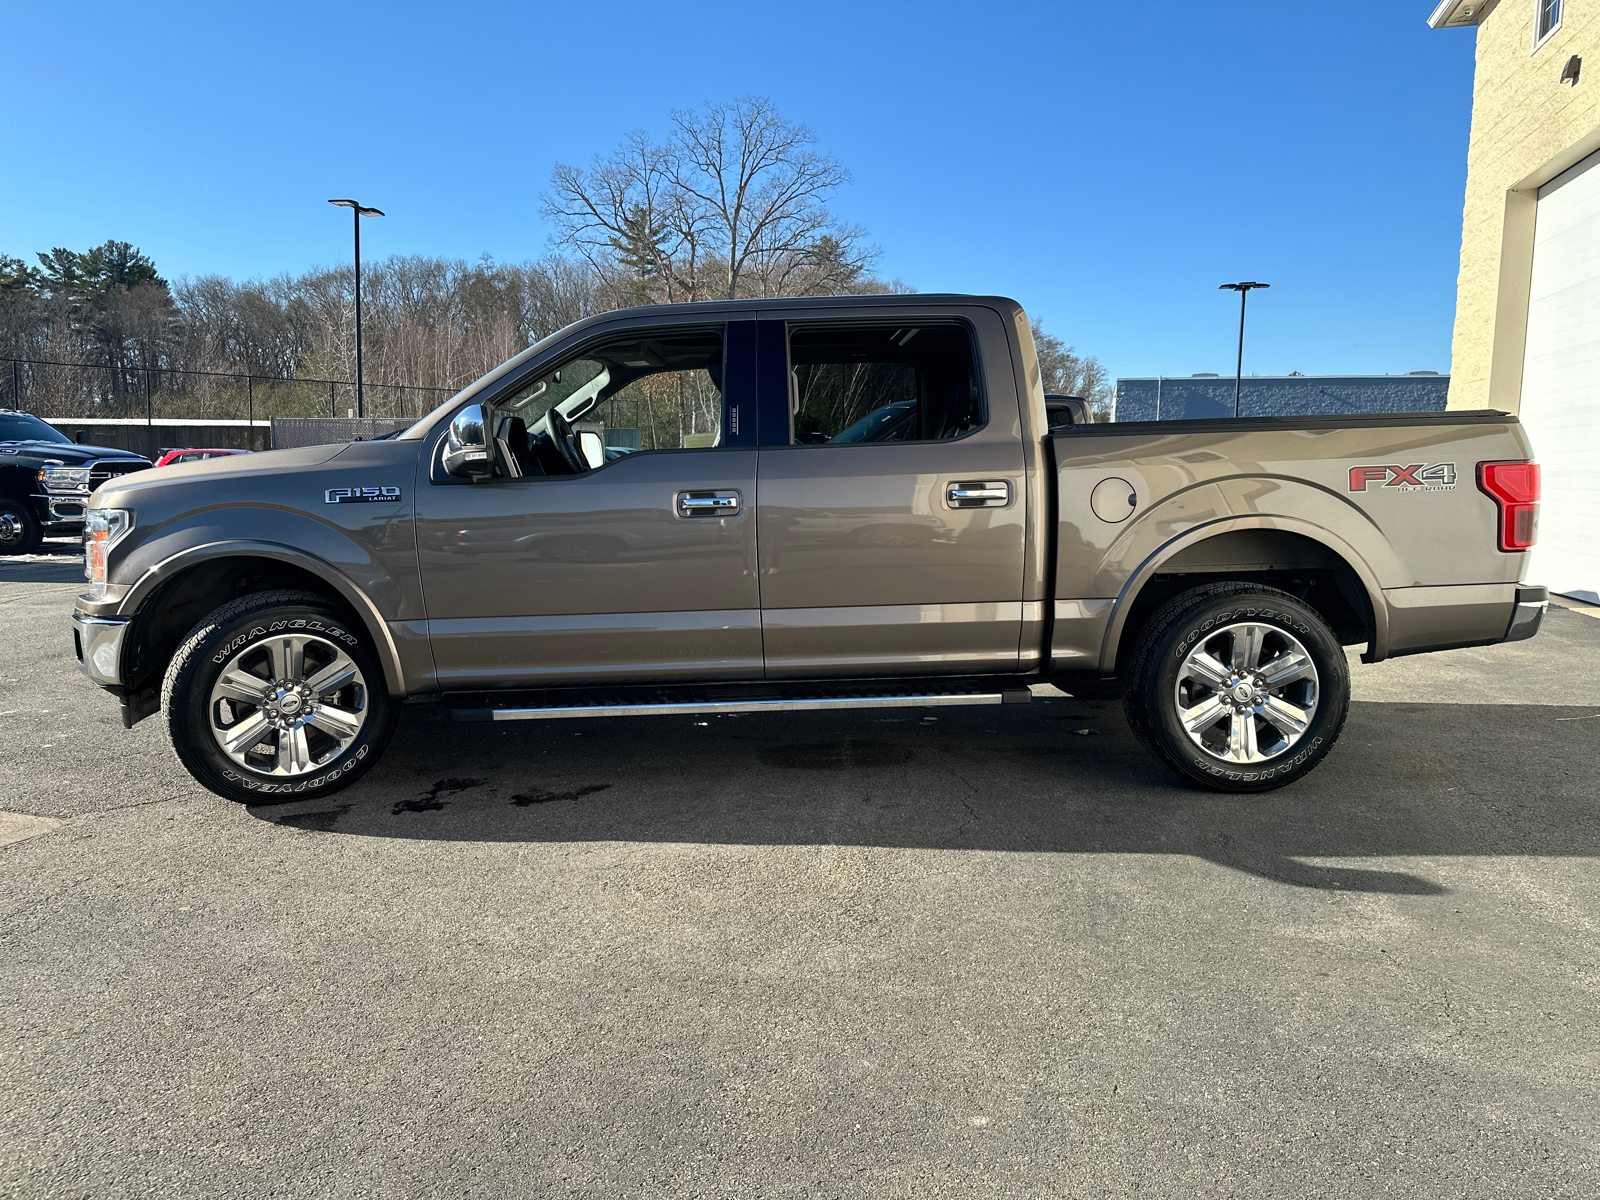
xmin=608 ymin=205 xmax=668 ymax=307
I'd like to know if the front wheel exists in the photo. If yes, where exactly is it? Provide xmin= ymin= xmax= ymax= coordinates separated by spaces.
xmin=1121 ymin=582 xmax=1350 ymax=792
xmin=0 ymin=499 xmax=42 ymax=556
xmin=163 ymin=590 xmax=399 ymax=803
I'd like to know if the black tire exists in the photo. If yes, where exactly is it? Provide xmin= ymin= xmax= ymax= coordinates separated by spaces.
xmin=1121 ymin=582 xmax=1350 ymax=792
xmin=162 ymin=590 xmax=400 ymax=804
xmin=0 ymin=498 xmax=43 ymax=556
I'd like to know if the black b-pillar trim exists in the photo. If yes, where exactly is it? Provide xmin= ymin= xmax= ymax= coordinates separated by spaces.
xmin=755 ymin=320 xmax=792 ymax=447
xmin=721 ymin=319 xmax=759 ymax=448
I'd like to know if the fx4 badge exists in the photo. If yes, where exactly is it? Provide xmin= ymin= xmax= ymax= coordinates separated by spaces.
xmin=325 ymin=486 xmax=402 ymax=504
xmin=1348 ymin=463 xmax=1457 ymax=492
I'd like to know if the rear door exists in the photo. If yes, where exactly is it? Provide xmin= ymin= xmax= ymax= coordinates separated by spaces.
xmin=752 ymin=305 xmax=1029 ymax=677
xmin=415 ymin=319 xmax=764 ymax=689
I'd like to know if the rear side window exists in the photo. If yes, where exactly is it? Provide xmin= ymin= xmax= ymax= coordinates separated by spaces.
xmin=785 ymin=323 xmax=983 ymax=445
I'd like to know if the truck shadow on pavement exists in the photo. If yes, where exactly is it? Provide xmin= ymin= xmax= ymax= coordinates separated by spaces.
xmin=246 ymin=696 xmax=1600 ymax=897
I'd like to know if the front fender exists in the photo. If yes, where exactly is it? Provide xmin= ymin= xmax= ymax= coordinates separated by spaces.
xmin=116 ymin=536 xmax=412 ymax=696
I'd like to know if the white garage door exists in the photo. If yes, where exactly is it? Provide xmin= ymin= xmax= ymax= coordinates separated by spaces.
xmin=1522 ymin=150 xmax=1600 ymax=603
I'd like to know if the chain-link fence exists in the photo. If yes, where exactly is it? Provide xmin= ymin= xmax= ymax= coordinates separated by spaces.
xmin=1 ymin=358 xmax=456 ymax=423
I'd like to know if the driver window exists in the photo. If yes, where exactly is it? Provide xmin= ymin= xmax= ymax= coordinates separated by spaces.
xmin=488 ymin=327 xmax=726 ymax=477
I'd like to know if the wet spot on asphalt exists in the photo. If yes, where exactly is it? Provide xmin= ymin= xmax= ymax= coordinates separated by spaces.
xmin=393 ymin=777 xmax=487 ymax=815
xmin=510 ymin=783 xmax=612 ymax=807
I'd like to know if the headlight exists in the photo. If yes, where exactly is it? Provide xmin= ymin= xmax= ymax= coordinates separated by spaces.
xmin=84 ymin=508 xmax=132 ymax=597
xmin=39 ymin=465 xmax=91 ymax=493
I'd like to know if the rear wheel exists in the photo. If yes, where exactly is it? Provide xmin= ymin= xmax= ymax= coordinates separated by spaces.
xmin=163 ymin=590 xmax=399 ymax=803
xmin=0 ymin=499 xmax=42 ymax=556
xmin=1122 ymin=582 xmax=1350 ymax=792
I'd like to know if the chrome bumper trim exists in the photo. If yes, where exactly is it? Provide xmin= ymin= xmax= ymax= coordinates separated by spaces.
xmin=72 ymin=612 xmax=128 ymax=686
xmin=47 ymin=496 xmax=89 ymax=522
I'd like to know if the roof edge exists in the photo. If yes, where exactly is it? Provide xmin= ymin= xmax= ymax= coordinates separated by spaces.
xmin=1428 ymin=0 xmax=1498 ymax=29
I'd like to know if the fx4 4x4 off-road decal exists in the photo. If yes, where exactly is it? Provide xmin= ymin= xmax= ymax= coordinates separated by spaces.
xmin=1348 ymin=463 xmax=1457 ymax=492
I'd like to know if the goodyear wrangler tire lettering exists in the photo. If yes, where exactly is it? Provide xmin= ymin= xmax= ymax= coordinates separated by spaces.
xmin=163 ymin=590 xmax=398 ymax=805
xmin=1123 ymin=583 xmax=1349 ymax=794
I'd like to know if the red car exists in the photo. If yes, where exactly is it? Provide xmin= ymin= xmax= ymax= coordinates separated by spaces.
xmin=153 ymin=448 xmax=252 ymax=468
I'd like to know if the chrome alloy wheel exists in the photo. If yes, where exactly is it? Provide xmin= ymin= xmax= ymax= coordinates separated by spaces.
xmin=208 ymin=633 xmax=368 ymax=776
xmin=0 ymin=511 xmax=22 ymax=546
xmin=1174 ymin=621 xmax=1319 ymax=765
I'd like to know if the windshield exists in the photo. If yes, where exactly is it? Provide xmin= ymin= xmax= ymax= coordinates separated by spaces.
xmin=828 ymin=400 xmax=917 ymax=444
xmin=498 ymin=357 xmax=610 ymax=423
xmin=0 ymin=412 xmax=71 ymax=444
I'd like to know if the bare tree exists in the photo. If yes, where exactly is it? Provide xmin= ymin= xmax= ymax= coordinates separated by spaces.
xmin=544 ymin=97 xmax=877 ymax=304
xmin=1030 ymin=317 xmax=1113 ymax=420
xmin=669 ymin=97 xmax=851 ymax=299
xmin=545 ymin=131 xmax=689 ymax=302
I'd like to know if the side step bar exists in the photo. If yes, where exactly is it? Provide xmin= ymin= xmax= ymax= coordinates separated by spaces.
xmin=443 ymin=681 xmax=1033 ymax=723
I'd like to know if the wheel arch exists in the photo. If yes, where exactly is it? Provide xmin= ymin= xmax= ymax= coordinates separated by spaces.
xmin=117 ymin=542 xmax=407 ymax=697
xmin=1099 ymin=517 xmax=1390 ymax=673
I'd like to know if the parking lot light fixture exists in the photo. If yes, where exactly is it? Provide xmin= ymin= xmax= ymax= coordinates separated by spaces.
xmin=1219 ymin=281 xmax=1270 ymax=417
xmin=328 ymin=199 xmax=385 ymax=418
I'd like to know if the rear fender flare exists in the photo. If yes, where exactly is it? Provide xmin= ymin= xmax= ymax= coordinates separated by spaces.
xmin=1098 ymin=515 xmax=1390 ymax=672
xmin=117 ymin=540 xmax=407 ymax=694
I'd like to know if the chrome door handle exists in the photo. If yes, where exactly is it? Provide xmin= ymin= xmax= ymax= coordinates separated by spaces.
xmin=676 ymin=489 xmax=742 ymax=518
xmin=946 ymin=481 xmax=1011 ymax=508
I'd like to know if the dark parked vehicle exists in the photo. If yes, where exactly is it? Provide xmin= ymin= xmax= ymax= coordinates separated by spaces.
xmin=68 ymin=295 xmax=1546 ymax=802
xmin=0 ymin=410 xmax=150 ymax=555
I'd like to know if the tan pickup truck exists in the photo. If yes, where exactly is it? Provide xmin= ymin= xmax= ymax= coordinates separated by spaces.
xmin=70 ymin=295 xmax=1546 ymax=800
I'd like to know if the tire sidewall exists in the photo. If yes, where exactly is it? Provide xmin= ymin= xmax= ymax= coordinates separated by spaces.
xmin=170 ymin=600 xmax=396 ymax=802
xmin=0 ymin=499 xmax=42 ymax=556
xmin=1144 ymin=593 xmax=1349 ymax=791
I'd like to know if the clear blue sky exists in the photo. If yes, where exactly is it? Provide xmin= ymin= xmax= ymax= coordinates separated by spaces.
xmin=6 ymin=1 xmax=1475 ymax=379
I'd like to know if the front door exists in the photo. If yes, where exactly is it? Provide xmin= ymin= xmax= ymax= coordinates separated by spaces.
xmin=753 ymin=310 xmax=1029 ymax=677
xmin=415 ymin=321 xmax=762 ymax=690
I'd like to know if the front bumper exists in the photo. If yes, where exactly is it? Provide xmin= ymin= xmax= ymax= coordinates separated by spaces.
xmin=72 ymin=611 xmax=128 ymax=686
xmin=32 ymin=492 xmax=89 ymax=529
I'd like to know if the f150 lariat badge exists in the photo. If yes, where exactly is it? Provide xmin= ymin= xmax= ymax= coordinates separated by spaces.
xmin=325 ymin=486 xmax=402 ymax=503
xmin=1348 ymin=463 xmax=1457 ymax=492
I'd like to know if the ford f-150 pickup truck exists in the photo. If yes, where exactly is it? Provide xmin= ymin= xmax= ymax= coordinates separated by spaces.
xmin=68 ymin=295 xmax=1546 ymax=800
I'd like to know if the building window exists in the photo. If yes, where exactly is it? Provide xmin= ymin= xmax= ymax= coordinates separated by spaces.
xmin=1534 ymin=0 xmax=1562 ymax=51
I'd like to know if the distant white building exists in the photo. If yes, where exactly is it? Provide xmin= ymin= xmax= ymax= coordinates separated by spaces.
xmin=1113 ymin=373 xmax=1450 ymax=422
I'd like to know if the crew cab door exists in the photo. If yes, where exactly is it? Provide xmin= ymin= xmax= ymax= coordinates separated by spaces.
xmin=752 ymin=306 xmax=1029 ymax=677
xmin=414 ymin=320 xmax=763 ymax=689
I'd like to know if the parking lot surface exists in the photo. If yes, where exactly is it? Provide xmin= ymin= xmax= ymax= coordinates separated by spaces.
xmin=3 ymin=546 xmax=1598 ymax=1198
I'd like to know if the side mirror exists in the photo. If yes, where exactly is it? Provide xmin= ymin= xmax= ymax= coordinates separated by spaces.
xmin=576 ymin=429 xmax=604 ymax=470
xmin=442 ymin=404 xmax=493 ymax=481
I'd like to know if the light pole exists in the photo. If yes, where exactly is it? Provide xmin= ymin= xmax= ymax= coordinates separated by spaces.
xmin=1219 ymin=281 xmax=1269 ymax=417
xmin=328 ymin=199 xmax=384 ymax=418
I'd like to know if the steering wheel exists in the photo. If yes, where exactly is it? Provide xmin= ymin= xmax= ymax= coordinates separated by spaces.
xmin=533 ymin=407 xmax=589 ymax=475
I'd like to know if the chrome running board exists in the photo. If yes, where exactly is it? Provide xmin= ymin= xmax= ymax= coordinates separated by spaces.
xmin=443 ymin=681 xmax=1032 ymax=723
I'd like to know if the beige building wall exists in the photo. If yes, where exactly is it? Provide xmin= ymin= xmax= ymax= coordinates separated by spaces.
xmin=1447 ymin=0 xmax=1600 ymax=411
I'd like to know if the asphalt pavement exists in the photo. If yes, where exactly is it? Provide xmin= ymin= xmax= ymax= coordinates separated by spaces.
xmin=2 ymin=546 xmax=1598 ymax=1198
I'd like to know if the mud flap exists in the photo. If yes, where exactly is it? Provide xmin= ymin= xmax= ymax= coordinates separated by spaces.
xmin=119 ymin=686 xmax=160 ymax=729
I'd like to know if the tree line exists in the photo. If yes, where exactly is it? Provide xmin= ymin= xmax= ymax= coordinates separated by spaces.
xmin=0 ymin=97 xmax=1110 ymax=421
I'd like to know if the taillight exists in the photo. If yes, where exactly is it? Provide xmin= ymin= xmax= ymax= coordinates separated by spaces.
xmin=1476 ymin=461 xmax=1540 ymax=552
